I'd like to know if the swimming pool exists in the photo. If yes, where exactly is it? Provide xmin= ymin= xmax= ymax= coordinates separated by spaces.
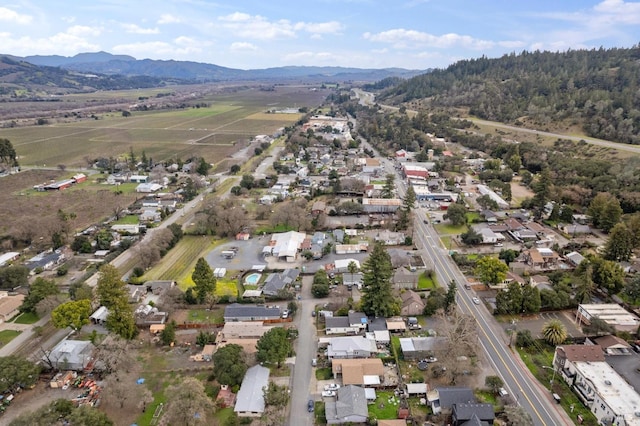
xmin=245 ymin=273 xmax=261 ymax=285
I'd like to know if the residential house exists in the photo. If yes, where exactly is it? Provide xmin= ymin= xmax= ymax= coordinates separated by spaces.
xmin=400 ymin=290 xmax=425 ymax=316
xmin=565 ymin=251 xmax=586 ymax=267
xmin=477 ymin=227 xmax=502 ymax=244
xmin=0 ymin=252 xmax=19 ymax=267
xmin=135 ymin=183 xmax=162 ymax=193
xmin=378 ymin=421 xmax=408 ymax=426
xmin=406 ymin=383 xmax=428 ymax=396
xmin=333 ymin=229 xmax=345 ymax=244
xmin=529 ymin=275 xmax=552 ymax=292
xmin=45 ymin=340 xmax=95 ymax=371
xmin=327 ymin=336 xmax=376 ymax=359
xmin=451 ymin=403 xmax=495 ymax=426
xmin=332 ymin=358 xmax=385 ymax=386
xmin=126 ymin=285 xmax=145 ymax=303
xmin=553 ymin=345 xmax=640 ymax=425
xmin=333 ymin=258 xmax=361 ymax=273
xmin=374 ymin=230 xmax=406 ymax=246
xmin=335 ymin=243 xmax=368 ymax=255
xmin=326 ymin=317 xmax=361 ymax=335
xmin=588 ymin=335 xmax=631 ymax=355
xmin=139 ymin=209 xmax=161 ymax=223
xmin=362 ymin=158 xmax=382 ymax=173
xmin=385 ymin=318 xmax=407 ymax=333
xmin=576 ymin=304 xmax=640 ymax=333
xmin=480 ymin=210 xmax=498 ymax=223
xmin=26 ymin=250 xmax=65 ymax=273
xmin=521 ymin=248 xmax=560 ymax=271
xmin=0 ymin=292 xmax=24 ymax=324
xmin=234 ymin=365 xmax=270 ymax=418
xmin=399 ymin=337 xmax=447 ymax=360
xmin=348 ymin=311 xmax=368 ymax=332
xmin=134 ymin=304 xmax=168 ymax=326
xmin=215 ymin=321 xmax=273 ymax=354
xmin=324 ymin=385 xmax=369 ymax=425
xmin=224 ymin=304 xmax=282 ymax=322
xmin=427 ymin=387 xmax=476 ymax=415
xmin=342 ymin=273 xmax=364 ymax=289
xmin=393 ymin=268 xmax=419 ymax=290
xmin=262 ymin=269 xmax=300 ymax=297
xmin=497 ymin=271 xmax=526 ymax=289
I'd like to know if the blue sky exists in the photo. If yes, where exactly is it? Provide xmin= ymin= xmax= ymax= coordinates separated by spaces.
xmin=1 ymin=0 xmax=639 ymax=70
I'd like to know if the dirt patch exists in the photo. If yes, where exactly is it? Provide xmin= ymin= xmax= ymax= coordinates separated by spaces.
xmin=1 ymin=380 xmax=86 ymax=424
xmin=510 ymin=179 xmax=534 ymax=205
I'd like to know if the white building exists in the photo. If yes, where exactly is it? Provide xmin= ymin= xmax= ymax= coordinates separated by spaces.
xmin=476 ymin=184 xmax=509 ymax=209
xmin=576 ymin=304 xmax=640 ymax=333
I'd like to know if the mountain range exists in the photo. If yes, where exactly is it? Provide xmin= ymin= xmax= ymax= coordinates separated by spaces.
xmin=20 ymin=51 xmax=426 ymax=82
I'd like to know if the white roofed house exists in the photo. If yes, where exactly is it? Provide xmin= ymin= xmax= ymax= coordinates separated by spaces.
xmin=268 ymin=231 xmax=306 ymax=262
xmin=45 ymin=339 xmax=95 ymax=371
xmin=327 ymin=336 xmax=376 ymax=359
xmin=333 ymin=258 xmax=360 ymax=273
xmin=234 ymin=365 xmax=270 ymax=418
xmin=576 ymin=304 xmax=640 ymax=333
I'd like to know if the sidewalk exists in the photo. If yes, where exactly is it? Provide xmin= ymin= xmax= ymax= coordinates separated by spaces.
xmin=0 ymin=315 xmax=51 ymax=357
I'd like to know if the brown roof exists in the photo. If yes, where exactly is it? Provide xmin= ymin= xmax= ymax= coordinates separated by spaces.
xmin=332 ymin=358 xmax=384 ymax=385
xmin=592 ymin=335 xmax=630 ymax=349
xmin=378 ymin=421 xmax=407 ymax=426
xmin=526 ymin=222 xmax=546 ymax=233
xmin=557 ymin=345 xmax=605 ymax=362
xmin=401 ymin=290 xmax=423 ymax=306
xmin=0 ymin=294 xmax=25 ymax=318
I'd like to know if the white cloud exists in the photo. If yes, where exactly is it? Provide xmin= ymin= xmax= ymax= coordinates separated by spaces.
xmin=363 ymin=29 xmax=499 ymax=50
xmin=282 ymin=50 xmax=341 ymax=64
xmin=112 ymin=41 xmax=203 ymax=58
xmin=593 ymin=0 xmax=640 ymax=24
xmin=218 ymin=12 xmax=344 ymax=40
xmin=0 ymin=7 xmax=32 ymax=25
xmin=158 ymin=13 xmax=181 ymax=24
xmin=121 ymin=23 xmax=159 ymax=35
xmin=230 ymin=42 xmax=257 ymax=52
xmin=295 ymin=21 xmax=344 ymax=35
xmin=67 ymin=25 xmax=102 ymax=37
xmin=0 ymin=32 xmax=100 ymax=56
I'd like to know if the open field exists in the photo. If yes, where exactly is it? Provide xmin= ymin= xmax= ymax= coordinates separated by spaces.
xmin=1 ymin=85 xmax=324 ymax=168
xmin=141 ymin=236 xmax=219 ymax=290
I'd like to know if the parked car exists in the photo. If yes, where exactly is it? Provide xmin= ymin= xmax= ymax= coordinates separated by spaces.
xmin=324 ymin=383 xmax=340 ymax=391
xmin=472 ymin=297 xmax=481 ymax=305
xmin=308 ymin=399 xmax=315 ymax=412
xmin=499 ymin=387 xmax=508 ymax=397
xmin=311 ymin=358 xmax=317 ymax=367
xmin=321 ymin=390 xmax=336 ymax=397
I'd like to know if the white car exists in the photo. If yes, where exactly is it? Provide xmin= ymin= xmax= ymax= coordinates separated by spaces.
xmin=324 ymin=383 xmax=340 ymax=391
xmin=322 ymin=390 xmax=336 ymax=398
xmin=472 ymin=297 xmax=481 ymax=305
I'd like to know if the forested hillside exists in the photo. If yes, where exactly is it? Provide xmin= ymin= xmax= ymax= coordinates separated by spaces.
xmin=380 ymin=47 xmax=640 ymax=145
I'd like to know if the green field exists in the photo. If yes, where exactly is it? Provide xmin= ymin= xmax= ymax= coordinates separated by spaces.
xmin=0 ymin=330 xmax=21 ymax=345
xmin=2 ymin=86 xmax=322 ymax=167
xmin=12 ymin=312 xmax=39 ymax=324
xmin=141 ymin=236 xmax=219 ymax=290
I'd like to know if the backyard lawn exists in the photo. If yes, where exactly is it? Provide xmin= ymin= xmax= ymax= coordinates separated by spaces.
xmin=368 ymin=391 xmax=402 ymax=420
xmin=12 ymin=311 xmax=39 ymax=324
xmin=417 ymin=272 xmax=437 ymax=290
xmin=0 ymin=330 xmax=21 ymax=345
xmin=188 ymin=309 xmax=224 ymax=325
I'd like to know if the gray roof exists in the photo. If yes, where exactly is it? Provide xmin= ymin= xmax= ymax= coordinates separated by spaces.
xmin=333 ymin=229 xmax=345 ymax=243
xmin=436 ymin=387 xmax=476 ymax=408
xmin=453 ymin=403 xmax=495 ymax=422
xmin=224 ymin=303 xmax=281 ymax=319
xmin=262 ymin=269 xmax=300 ymax=296
xmin=234 ymin=365 xmax=270 ymax=414
xmin=348 ymin=311 xmax=367 ymax=326
xmin=367 ymin=317 xmax=388 ymax=332
xmin=325 ymin=385 xmax=368 ymax=421
xmin=400 ymin=337 xmax=447 ymax=353
xmin=343 ymin=273 xmax=363 ymax=285
xmin=47 ymin=339 xmax=94 ymax=370
xmin=326 ymin=316 xmax=351 ymax=328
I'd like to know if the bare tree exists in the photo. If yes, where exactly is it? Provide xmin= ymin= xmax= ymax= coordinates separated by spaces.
xmin=163 ymin=377 xmax=215 ymax=426
xmin=57 ymin=164 xmax=67 ymax=171
xmin=158 ymin=286 xmax=185 ymax=315
xmin=103 ymin=369 xmax=152 ymax=411
xmin=36 ymin=294 xmax=65 ymax=317
xmin=206 ymin=199 xmax=251 ymax=237
xmin=435 ymin=309 xmax=478 ymax=384
xmin=93 ymin=336 xmax=137 ymax=374
xmin=270 ymin=199 xmax=311 ymax=231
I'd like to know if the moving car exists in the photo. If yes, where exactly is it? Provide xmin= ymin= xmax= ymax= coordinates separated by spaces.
xmin=308 ymin=399 xmax=315 ymax=412
xmin=472 ymin=297 xmax=481 ymax=305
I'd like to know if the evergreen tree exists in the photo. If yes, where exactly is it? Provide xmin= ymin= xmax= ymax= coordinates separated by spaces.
xmin=532 ymin=168 xmax=551 ymax=219
xmin=604 ymin=222 xmax=634 ymax=261
xmin=381 ymin=174 xmax=395 ymax=199
xmin=191 ymin=257 xmax=216 ymax=303
xmin=96 ymin=264 xmax=127 ymax=309
xmin=360 ymin=242 xmax=399 ymax=317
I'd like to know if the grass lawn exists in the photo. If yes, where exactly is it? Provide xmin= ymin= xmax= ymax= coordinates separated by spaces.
xmin=369 ymin=391 xmax=401 ymax=420
xmin=0 ymin=330 xmax=21 ymax=345
xmin=316 ymin=368 xmax=332 ymax=380
xmin=12 ymin=311 xmax=39 ymax=324
xmin=215 ymin=279 xmax=239 ymax=297
xmin=113 ymin=214 xmax=139 ymax=225
xmin=255 ymin=223 xmax=296 ymax=234
xmin=188 ymin=308 xmax=224 ymax=324
xmin=314 ymin=401 xmax=327 ymax=425
xmin=213 ymin=407 xmax=235 ymax=424
xmin=466 ymin=212 xmax=481 ymax=223
xmin=417 ymin=272 xmax=437 ymax=290
xmin=434 ymin=223 xmax=467 ymax=235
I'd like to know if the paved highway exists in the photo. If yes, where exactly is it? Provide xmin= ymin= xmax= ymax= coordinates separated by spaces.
xmin=378 ymin=156 xmax=571 ymax=426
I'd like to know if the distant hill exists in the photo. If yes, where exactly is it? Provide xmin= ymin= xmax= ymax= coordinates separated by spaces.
xmin=21 ymin=51 xmax=425 ymax=82
xmin=0 ymin=55 xmax=180 ymax=96
xmin=378 ymin=47 xmax=640 ymax=145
